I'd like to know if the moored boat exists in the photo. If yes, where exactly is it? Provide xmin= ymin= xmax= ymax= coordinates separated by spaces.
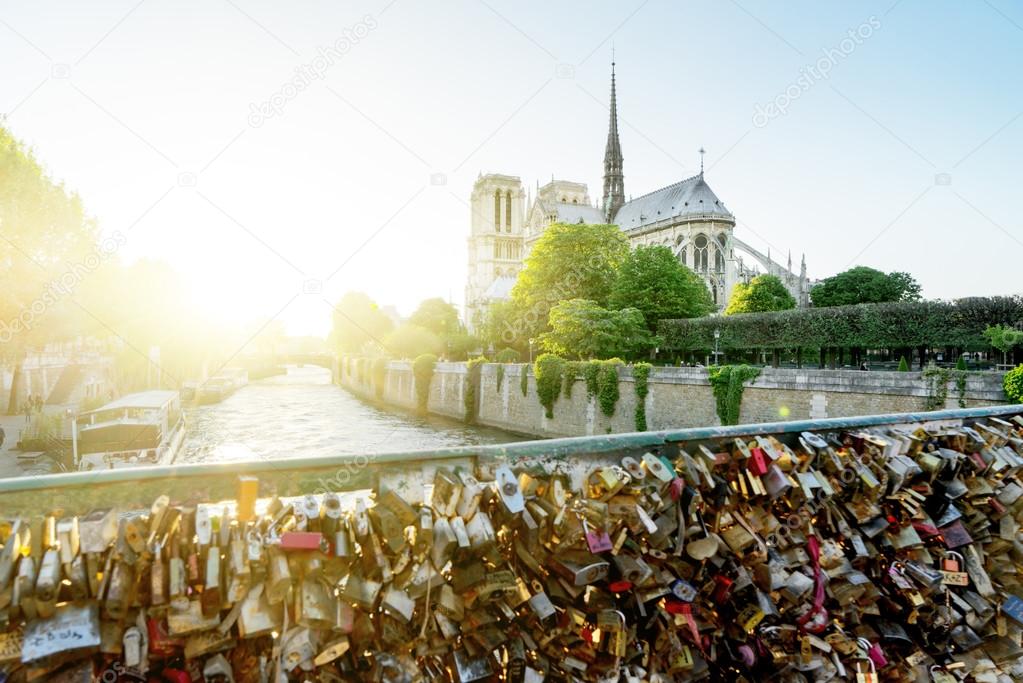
xmin=74 ymin=390 xmax=185 ymax=470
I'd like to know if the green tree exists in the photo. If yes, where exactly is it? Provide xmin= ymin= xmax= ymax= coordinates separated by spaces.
xmin=810 ymin=266 xmax=921 ymax=307
xmin=540 ymin=299 xmax=656 ymax=360
xmin=409 ymin=298 xmax=461 ymax=338
xmin=477 ymin=300 xmax=526 ymax=354
xmin=609 ymin=245 xmax=714 ymax=330
xmin=983 ymin=324 xmax=1023 ymax=365
xmin=384 ymin=324 xmax=443 ymax=359
xmin=511 ymin=222 xmax=629 ymax=335
xmin=330 ymin=291 xmax=394 ymax=353
xmin=725 ymin=274 xmax=796 ymax=315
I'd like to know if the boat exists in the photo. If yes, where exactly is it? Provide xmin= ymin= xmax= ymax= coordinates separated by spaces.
xmin=181 ymin=367 xmax=249 ymax=404
xmin=74 ymin=390 xmax=186 ymax=470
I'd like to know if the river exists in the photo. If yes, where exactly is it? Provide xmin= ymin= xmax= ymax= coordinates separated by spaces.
xmin=179 ymin=365 xmax=522 ymax=463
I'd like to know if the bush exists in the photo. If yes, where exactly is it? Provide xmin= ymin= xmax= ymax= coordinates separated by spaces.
xmin=659 ymin=296 xmax=1023 ymax=353
xmin=633 ymin=362 xmax=652 ymax=431
xmin=520 ymin=364 xmax=529 ymax=396
xmin=495 ymin=348 xmax=521 ymax=363
xmin=956 ymin=355 xmax=967 ymax=371
xmin=372 ymin=357 xmax=388 ymax=398
xmin=534 ymin=354 xmax=566 ymax=419
xmin=1005 ymin=365 xmax=1023 ymax=404
xmin=412 ymin=354 xmax=437 ymax=411
xmin=898 ymin=357 xmax=909 ymax=372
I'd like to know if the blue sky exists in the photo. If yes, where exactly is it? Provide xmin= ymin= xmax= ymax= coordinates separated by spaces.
xmin=2 ymin=0 xmax=1021 ymax=334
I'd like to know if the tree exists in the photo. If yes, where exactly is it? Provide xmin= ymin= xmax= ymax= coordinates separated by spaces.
xmin=539 ymin=299 xmax=656 ymax=360
xmin=330 ymin=291 xmax=394 ymax=353
xmin=983 ymin=324 xmax=1023 ymax=365
xmin=725 ymin=275 xmax=796 ymax=315
xmin=609 ymin=245 xmax=714 ymax=330
xmin=477 ymin=300 xmax=527 ymax=354
xmin=511 ymin=222 xmax=629 ymax=335
xmin=409 ymin=298 xmax=461 ymax=338
xmin=810 ymin=266 xmax=921 ymax=308
xmin=384 ymin=324 xmax=443 ymax=359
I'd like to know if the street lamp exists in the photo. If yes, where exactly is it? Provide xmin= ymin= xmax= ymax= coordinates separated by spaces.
xmin=528 ymin=338 xmax=535 ymax=363
xmin=713 ymin=328 xmax=721 ymax=366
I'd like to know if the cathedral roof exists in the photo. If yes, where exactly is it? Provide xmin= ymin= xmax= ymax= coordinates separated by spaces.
xmin=551 ymin=202 xmax=605 ymax=225
xmin=484 ymin=275 xmax=517 ymax=301
xmin=612 ymin=174 xmax=734 ymax=232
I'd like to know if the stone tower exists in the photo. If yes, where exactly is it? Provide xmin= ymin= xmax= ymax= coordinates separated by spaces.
xmin=464 ymin=174 xmax=526 ymax=329
xmin=602 ymin=62 xmax=625 ymax=222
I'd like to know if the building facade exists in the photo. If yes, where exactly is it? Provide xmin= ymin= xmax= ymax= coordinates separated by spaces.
xmin=465 ymin=64 xmax=810 ymax=328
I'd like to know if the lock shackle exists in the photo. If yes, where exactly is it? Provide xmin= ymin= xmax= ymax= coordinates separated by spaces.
xmin=943 ymin=550 xmax=964 ymax=563
xmin=855 ymin=638 xmax=877 ymax=672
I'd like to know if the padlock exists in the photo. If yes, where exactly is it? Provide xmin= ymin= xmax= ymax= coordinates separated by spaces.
xmin=495 ymin=465 xmax=525 ymax=513
xmin=201 ymin=543 xmax=222 ymax=617
xmin=265 ymin=546 xmax=292 ymax=604
xmin=15 ymin=555 xmax=37 ymax=621
xmin=853 ymin=658 xmax=877 ymax=683
xmin=940 ymin=550 xmax=969 ymax=586
xmin=580 ymin=514 xmax=613 ymax=554
xmin=151 ymin=540 xmax=167 ymax=606
xmin=297 ymin=576 xmax=336 ymax=629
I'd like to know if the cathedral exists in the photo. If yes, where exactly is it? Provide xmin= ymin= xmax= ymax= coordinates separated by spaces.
xmin=464 ymin=64 xmax=810 ymax=329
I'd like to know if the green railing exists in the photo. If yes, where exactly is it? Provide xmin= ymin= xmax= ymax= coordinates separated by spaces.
xmin=1 ymin=404 xmax=1021 ymax=516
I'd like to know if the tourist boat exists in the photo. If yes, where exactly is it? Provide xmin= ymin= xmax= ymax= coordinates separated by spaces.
xmin=74 ymin=390 xmax=185 ymax=470
xmin=181 ymin=367 xmax=249 ymax=404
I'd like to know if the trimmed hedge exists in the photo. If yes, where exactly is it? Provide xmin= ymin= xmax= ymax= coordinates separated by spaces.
xmin=659 ymin=297 xmax=1023 ymax=352
xmin=412 ymin=354 xmax=437 ymax=412
xmin=463 ymin=357 xmax=487 ymax=423
xmin=1004 ymin=365 xmax=1023 ymax=404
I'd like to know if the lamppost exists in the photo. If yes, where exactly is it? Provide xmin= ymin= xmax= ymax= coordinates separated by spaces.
xmin=713 ymin=328 xmax=721 ymax=366
xmin=529 ymin=338 xmax=535 ymax=363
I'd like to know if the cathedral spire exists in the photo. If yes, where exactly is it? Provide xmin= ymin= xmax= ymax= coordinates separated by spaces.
xmin=602 ymin=59 xmax=625 ymax=222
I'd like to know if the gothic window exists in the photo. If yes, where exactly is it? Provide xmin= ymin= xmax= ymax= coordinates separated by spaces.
xmin=694 ymin=233 xmax=709 ymax=273
xmin=714 ymin=235 xmax=726 ymax=272
xmin=494 ymin=191 xmax=501 ymax=230
xmin=494 ymin=241 xmax=500 ymax=259
xmin=505 ymin=191 xmax=512 ymax=232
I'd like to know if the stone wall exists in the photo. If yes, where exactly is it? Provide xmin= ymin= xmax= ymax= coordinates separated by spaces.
xmin=337 ymin=359 xmax=1008 ymax=439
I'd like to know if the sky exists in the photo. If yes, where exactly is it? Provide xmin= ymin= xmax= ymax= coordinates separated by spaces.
xmin=2 ymin=0 xmax=1022 ymax=337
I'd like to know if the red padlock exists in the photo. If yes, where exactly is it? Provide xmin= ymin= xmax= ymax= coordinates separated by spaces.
xmin=711 ymin=575 xmax=734 ymax=604
xmin=748 ymin=448 xmax=769 ymax=476
xmin=279 ymin=531 xmax=328 ymax=552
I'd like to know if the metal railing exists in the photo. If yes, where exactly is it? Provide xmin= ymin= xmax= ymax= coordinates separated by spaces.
xmin=0 ymin=404 xmax=1021 ymax=517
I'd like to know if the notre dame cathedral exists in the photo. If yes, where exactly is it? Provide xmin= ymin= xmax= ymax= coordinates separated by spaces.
xmin=464 ymin=63 xmax=811 ymax=328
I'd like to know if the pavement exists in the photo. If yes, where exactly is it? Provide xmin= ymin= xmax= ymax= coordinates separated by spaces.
xmin=0 ymin=414 xmax=50 ymax=478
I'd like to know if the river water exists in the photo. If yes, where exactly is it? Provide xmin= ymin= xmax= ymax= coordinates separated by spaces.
xmin=179 ymin=365 xmax=522 ymax=464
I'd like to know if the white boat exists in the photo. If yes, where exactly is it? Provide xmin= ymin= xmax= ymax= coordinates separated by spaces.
xmin=182 ymin=368 xmax=249 ymax=404
xmin=74 ymin=390 xmax=185 ymax=470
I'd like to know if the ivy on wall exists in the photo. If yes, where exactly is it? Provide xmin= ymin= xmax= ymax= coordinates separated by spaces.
xmin=412 ymin=354 xmax=437 ymax=412
xmin=707 ymin=365 xmax=761 ymax=426
xmin=372 ymin=358 xmax=388 ymax=399
xmin=1005 ymin=365 xmax=1023 ymax=404
xmin=520 ymin=364 xmax=529 ymax=397
xmin=583 ymin=361 xmax=601 ymax=399
xmin=534 ymin=354 xmax=566 ymax=419
xmin=922 ymin=364 xmax=969 ymax=410
xmin=463 ymin=357 xmax=487 ymax=423
xmin=496 ymin=364 xmax=505 ymax=392
xmin=596 ymin=359 xmax=624 ymax=418
xmin=633 ymin=362 xmax=652 ymax=431
xmin=563 ymin=361 xmax=582 ymax=399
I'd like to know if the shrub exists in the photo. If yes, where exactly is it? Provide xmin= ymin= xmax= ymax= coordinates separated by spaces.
xmin=463 ymin=357 xmax=487 ymax=423
xmin=495 ymin=347 xmax=521 ymax=363
xmin=955 ymin=355 xmax=967 ymax=371
xmin=633 ymin=362 xmax=652 ymax=431
xmin=898 ymin=357 xmax=909 ymax=372
xmin=1004 ymin=365 xmax=1023 ymax=404
xmin=534 ymin=354 xmax=566 ymax=419
xmin=372 ymin=357 xmax=388 ymax=398
xmin=412 ymin=354 xmax=437 ymax=411
xmin=520 ymin=364 xmax=529 ymax=396
xmin=707 ymin=365 xmax=760 ymax=426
